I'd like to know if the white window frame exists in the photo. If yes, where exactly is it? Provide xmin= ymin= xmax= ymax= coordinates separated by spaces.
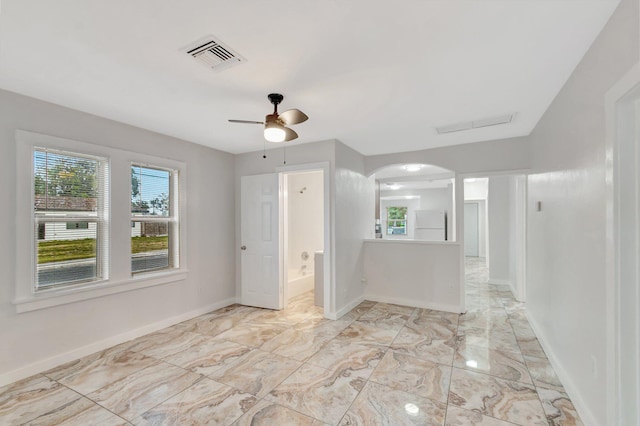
xmin=15 ymin=130 xmax=188 ymax=313
xmin=386 ymin=206 xmax=408 ymax=235
xmin=130 ymin=163 xmax=180 ymax=276
xmin=33 ymin=148 xmax=110 ymax=292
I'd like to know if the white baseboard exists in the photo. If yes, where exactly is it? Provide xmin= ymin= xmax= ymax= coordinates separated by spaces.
xmin=326 ymin=294 xmax=365 ymax=320
xmin=0 ymin=297 xmax=236 ymax=388
xmin=364 ymin=293 xmax=461 ymax=314
xmin=487 ymin=278 xmax=511 ymax=286
xmin=526 ymin=311 xmax=598 ymax=426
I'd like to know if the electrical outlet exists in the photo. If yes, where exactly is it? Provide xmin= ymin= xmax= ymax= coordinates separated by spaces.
xmin=361 ymin=276 xmax=368 ymax=285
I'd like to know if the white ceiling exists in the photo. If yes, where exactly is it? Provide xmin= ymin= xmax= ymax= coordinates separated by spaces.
xmin=0 ymin=0 xmax=619 ymax=155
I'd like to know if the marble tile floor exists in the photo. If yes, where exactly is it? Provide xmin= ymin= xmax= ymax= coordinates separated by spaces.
xmin=1 ymin=259 xmax=582 ymax=425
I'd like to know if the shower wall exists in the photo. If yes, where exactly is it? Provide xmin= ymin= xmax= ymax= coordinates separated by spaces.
xmin=287 ymin=171 xmax=324 ymax=283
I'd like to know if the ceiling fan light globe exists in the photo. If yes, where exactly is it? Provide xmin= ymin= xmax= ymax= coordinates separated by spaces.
xmin=264 ymin=122 xmax=286 ymax=143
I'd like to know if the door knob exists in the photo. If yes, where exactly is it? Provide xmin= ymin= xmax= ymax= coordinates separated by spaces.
xmin=241 ymin=245 xmax=246 ymax=250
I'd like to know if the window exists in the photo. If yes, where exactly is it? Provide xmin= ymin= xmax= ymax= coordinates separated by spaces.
xmin=131 ymin=164 xmax=179 ymax=275
xmin=387 ymin=206 xmax=408 ymax=235
xmin=17 ymin=130 xmax=186 ymax=312
xmin=33 ymin=148 xmax=109 ymax=290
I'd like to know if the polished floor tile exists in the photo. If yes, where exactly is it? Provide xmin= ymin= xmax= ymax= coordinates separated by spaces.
xmin=232 ymin=399 xmax=327 ymax=425
xmin=445 ymin=405 xmax=514 ymax=425
xmin=28 ymin=396 xmax=129 ymax=425
xmin=266 ymin=363 xmax=364 ymax=425
xmin=214 ymin=321 xmax=290 ymax=348
xmin=0 ymin=375 xmax=88 ymax=425
xmin=306 ymin=339 xmax=386 ymax=379
xmin=524 ymin=355 xmax=565 ymax=392
xmin=357 ymin=308 xmax=410 ymax=331
xmin=43 ymin=348 xmax=158 ymax=395
xmin=391 ymin=326 xmax=457 ymax=365
xmin=537 ymin=387 xmax=584 ymax=426
xmin=134 ymin=377 xmax=258 ymax=425
xmin=161 ymin=337 xmax=252 ymax=376
xmin=449 ymin=367 xmax=547 ymax=425
xmin=369 ymin=351 xmax=451 ymax=403
xmin=1 ymin=258 xmax=582 ymax=425
xmin=336 ymin=321 xmax=399 ymax=347
xmin=339 ymin=381 xmax=446 ymax=426
xmin=453 ymin=342 xmax=533 ymax=384
xmin=209 ymin=349 xmax=302 ymax=397
xmin=87 ymin=361 xmax=201 ymax=421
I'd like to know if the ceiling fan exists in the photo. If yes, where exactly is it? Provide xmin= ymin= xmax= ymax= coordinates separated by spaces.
xmin=229 ymin=93 xmax=308 ymax=143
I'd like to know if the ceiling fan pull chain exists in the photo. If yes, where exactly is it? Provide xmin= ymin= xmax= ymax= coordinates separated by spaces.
xmin=283 ymin=143 xmax=287 ymax=165
xmin=263 ymin=139 xmax=267 ymax=159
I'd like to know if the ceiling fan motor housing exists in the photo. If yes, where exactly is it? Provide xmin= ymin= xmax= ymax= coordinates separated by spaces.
xmin=265 ymin=113 xmax=282 ymax=124
xmin=268 ymin=93 xmax=284 ymax=106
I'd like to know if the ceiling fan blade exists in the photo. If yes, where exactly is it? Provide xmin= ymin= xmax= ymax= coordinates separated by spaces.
xmin=283 ymin=127 xmax=298 ymax=142
xmin=278 ymin=109 xmax=308 ymax=126
xmin=228 ymin=119 xmax=264 ymax=124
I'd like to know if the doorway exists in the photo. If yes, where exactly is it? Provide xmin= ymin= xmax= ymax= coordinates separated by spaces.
xmin=464 ymin=202 xmax=480 ymax=257
xmin=605 ymin=66 xmax=640 ymax=425
xmin=240 ymin=163 xmax=331 ymax=317
xmin=283 ymin=170 xmax=324 ymax=307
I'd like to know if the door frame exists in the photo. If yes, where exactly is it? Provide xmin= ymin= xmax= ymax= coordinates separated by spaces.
xmin=605 ymin=63 xmax=640 ymax=426
xmin=463 ymin=201 xmax=480 ymax=257
xmin=276 ymin=162 xmax=332 ymax=319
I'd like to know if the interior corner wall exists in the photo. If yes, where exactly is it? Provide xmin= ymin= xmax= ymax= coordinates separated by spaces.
xmin=525 ymin=0 xmax=639 ymax=424
xmin=334 ymin=141 xmax=375 ymax=314
xmin=0 ymin=89 xmax=236 ymax=382
xmin=487 ymin=176 xmax=513 ymax=284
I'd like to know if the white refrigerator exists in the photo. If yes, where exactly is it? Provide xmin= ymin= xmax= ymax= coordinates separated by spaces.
xmin=414 ymin=210 xmax=446 ymax=241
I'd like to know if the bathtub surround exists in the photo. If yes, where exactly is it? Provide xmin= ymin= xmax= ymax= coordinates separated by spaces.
xmin=285 ymin=171 xmax=324 ymax=301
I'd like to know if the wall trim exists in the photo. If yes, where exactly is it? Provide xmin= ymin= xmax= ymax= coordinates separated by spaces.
xmin=327 ymin=295 xmax=365 ymax=320
xmin=0 ymin=297 xmax=236 ymax=388
xmin=526 ymin=310 xmax=598 ymax=426
xmin=365 ymin=293 xmax=461 ymax=314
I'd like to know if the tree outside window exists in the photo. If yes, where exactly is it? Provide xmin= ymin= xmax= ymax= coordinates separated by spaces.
xmin=387 ymin=206 xmax=408 ymax=235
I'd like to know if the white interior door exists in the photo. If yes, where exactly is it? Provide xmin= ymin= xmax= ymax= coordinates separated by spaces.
xmin=241 ymin=173 xmax=283 ymax=310
xmin=464 ymin=202 xmax=479 ymax=257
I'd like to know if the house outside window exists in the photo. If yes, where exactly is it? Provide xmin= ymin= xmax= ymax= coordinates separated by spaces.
xmin=34 ymin=148 xmax=109 ymax=290
xmin=387 ymin=206 xmax=408 ymax=235
xmin=130 ymin=164 xmax=179 ymax=275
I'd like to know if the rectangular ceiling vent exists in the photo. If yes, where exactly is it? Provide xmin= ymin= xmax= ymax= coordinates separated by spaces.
xmin=182 ymin=35 xmax=246 ymax=72
xmin=436 ymin=113 xmax=515 ymax=135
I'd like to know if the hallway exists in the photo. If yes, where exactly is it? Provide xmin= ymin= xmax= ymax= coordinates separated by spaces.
xmin=461 ymin=257 xmax=582 ymax=425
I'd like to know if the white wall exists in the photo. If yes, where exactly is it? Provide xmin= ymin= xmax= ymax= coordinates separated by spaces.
xmin=334 ymin=142 xmax=375 ymax=315
xmin=0 ymin=89 xmax=236 ymax=384
xmin=526 ymin=0 xmax=638 ymax=423
xmin=464 ymin=179 xmax=488 ymax=200
xmin=365 ymin=136 xmax=531 ymax=176
xmin=487 ymin=176 xmax=514 ymax=285
xmin=363 ymin=240 xmax=461 ymax=313
xmin=287 ymin=171 xmax=324 ymax=277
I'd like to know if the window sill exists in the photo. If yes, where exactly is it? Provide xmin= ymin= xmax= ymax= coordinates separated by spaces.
xmin=13 ymin=270 xmax=188 ymax=313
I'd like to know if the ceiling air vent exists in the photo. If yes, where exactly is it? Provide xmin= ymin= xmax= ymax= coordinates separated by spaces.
xmin=182 ymin=35 xmax=246 ymax=72
xmin=436 ymin=113 xmax=515 ymax=135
